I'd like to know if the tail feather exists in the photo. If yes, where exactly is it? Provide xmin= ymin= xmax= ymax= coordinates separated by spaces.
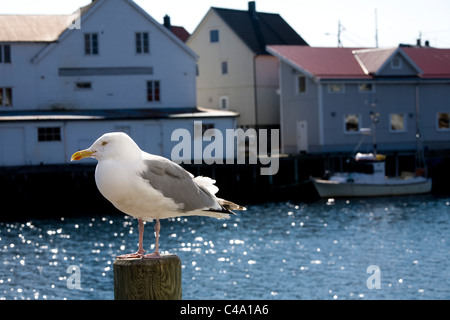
xmin=198 ymin=198 xmax=246 ymax=219
xmin=194 ymin=176 xmax=219 ymax=195
xmin=218 ymin=198 xmax=246 ymax=212
xmin=193 ymin=175 xmax=246 ymax=216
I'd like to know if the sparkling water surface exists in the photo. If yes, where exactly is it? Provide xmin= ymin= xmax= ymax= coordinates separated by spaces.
xmin=1 ymin=194 xmax=449 ymax=300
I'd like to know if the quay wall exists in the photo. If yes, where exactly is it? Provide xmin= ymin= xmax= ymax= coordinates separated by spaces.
xmin=1 ymin=152 xmax=449 ymax=220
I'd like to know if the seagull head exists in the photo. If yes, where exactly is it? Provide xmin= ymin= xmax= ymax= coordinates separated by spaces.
xmin=71 ymin=132 xmax=141 ymax=162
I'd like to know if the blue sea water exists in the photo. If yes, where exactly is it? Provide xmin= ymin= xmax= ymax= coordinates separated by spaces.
xmin=1 ymin=194 xmax=449 ymax=300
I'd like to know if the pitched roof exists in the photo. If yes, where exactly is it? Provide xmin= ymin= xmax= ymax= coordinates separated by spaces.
xmin=352 ymin=48 xmax=398 ymax=75
xmin=402 ymin=47 xmax=450 ymax=78
xmin=0 ymin=15 xmax=70 ymax=42
xmin=267 ymin=45 xmax=450 ymax=80
xmin=0 ymin=0 xmax=94 ymax=42
xmin=162 ymin=15 xmax=190 ymax=42
xmin=168 ymin=26 xmax=190 ymax=43
xmin=212 ymin=5 xmax=308 ymax=54
xmin=267 ymin=45 xmax=370 ymax=79
xmin=1 ymin=0 xmax=198 ymax=61
xmin=353 ymin=47 xmax=423 ymax=76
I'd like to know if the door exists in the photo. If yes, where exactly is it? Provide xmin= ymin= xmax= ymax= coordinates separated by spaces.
xmin=296 ymin=121 xmax=308 ymax=154
xmin=0 ymin=127 xmax=25 ymax=166
xmin=144 ymin=123 xmax=163 ymax=156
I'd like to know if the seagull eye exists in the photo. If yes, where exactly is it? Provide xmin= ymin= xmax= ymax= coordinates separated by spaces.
xmin=102 ymin=141 xmax=108 ymax=146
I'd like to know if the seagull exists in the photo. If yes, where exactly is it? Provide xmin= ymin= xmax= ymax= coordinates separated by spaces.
xmin=71 ymin=132 xmax=245 ymax=259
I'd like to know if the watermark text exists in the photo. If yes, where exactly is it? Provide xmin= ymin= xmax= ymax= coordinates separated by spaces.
xmin=366 ymin=265 xmax=381 ymax=289
xmin=171 ymin=121 xmax=279 ymax=175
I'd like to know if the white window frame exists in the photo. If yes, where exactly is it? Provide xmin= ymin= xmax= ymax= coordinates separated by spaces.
xmin=0 ymin=44 xmax=11 ymax=63
xmin=437 ymin=112 xmax=450 ymax=131
xmin=147 ymin=80 xmax=161 ymax=102
xmin=296 ymin=75 xmax=307 ymax=94
xmin=358 ymin=83 xmax=375 ymax=93
xmin=391 ymin=56 xmax=402 ymax=69
xmin=344 ymin=114 xmax=361 ymax=134
xmin=0 ymin=87 xmax=13 ymax=107
xmin=210 ymin=29 xmax=219 ymax=43
xmin=37 ymin=127 xmax=62 ymax=142
xmin=84 ymin=33 xmax=99 ymax=55
xmin=219 ymin=96 xmax=228 ymax=110
xmin=221 ymin=61 xmax=228 ymax=75
xmin=327 ymin=83 xmax=345 ymax=93
xmin=136 ymin=32 xmax=150 ymax=54
xmin=389 ymin=113 xmax=407 ymax=133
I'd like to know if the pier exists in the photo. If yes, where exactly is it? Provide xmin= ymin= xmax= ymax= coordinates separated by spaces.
xmin=1 ymin=151 xmax=450 ymax=220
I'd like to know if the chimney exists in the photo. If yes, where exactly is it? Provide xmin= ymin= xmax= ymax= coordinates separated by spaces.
xmin=248 ymin=1 xmax=258 ymax=19
xmin=416 ymin=38 xmax=421 ymax=47
xmin=163 ymin=15 xmax=171 ymax=30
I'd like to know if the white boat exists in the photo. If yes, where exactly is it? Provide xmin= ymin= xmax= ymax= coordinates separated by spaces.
xmin=312 ymin=153 xmax=432 ymax=198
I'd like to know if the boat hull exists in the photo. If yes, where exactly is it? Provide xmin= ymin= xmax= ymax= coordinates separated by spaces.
xmin=312 ymin=177 xmax=432 ymax=198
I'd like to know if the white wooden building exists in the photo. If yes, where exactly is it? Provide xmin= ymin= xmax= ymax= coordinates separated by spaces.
xmin=0 ymin=0 xmax=238 ymax=167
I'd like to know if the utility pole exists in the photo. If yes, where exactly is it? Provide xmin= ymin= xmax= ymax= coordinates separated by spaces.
xmin=325 ymin=20 xmax=344 ymax=47
xmin=337 ymin=20 xmax=343 ymax=47
xmin=374 ymin=9 xmax=379 ymax=48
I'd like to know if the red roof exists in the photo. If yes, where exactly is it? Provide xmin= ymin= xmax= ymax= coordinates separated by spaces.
xmin=402 ymin=47 xmax=450 ymax=78
xmin=267 ymin=45 xmax=450 ymax=79
xmin=267 ymin=46 xmax=370 ymax=79
xmin=170 ymin=26 xmax=190 ymax=43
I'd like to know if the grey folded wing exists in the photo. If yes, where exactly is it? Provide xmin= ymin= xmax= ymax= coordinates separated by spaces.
xmin=140 ymin=156 xmax=220 ymax=212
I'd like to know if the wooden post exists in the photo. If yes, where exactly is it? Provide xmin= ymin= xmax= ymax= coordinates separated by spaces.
xmin=113 ymin=255 xmax=182 ymax=300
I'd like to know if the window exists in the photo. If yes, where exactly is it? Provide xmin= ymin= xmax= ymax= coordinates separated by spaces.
xmin=136 ymin=32 xmax=149 ymax=54
xmin=0 ymin=88 xmax=12 ymax=107
xmin=328 ymin=84 xmax=344 ymax=93
xmin=75 ymin=82 xmax=92 ymax=89
xmin=210 ymin=29 xmax=219 ymax=43
xmin=391 ymin=56 xmax=402 ymax=69
xmin=359 ymin=83 xmax=375 ymax=93
xmin=0 ymin=44 xmax=11 ymax=63
xmin=437 ymin=112 xmax=450 ymax=131
xmin=344 ymin=114 xmax=360 ymax=133
xmin=297 ymin=75 xmax=306 ymax=93
xmin=147 ymin=81 xmax=160 ymax=102
xmin=38 ymin=127 xmax=61 ymax=142
xmin=201 ymin=123 xmax=215 ymax=135
xmin=221 ymin=61 xmax=228 ymax=75
xmin=390 ymin=113 xmax=406 ymax=132
xmin=84 ymin=33 xmax=99 ymax=55
xmin=219 ymin=96 xmax=228 ymax=110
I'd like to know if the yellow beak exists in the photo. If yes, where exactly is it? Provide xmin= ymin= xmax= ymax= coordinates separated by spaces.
xmin=71 ymin=149 xmax=96 ymax=161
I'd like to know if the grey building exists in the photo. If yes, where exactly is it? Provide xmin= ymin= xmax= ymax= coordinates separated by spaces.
xmin=267 ymin=45 xmax=450 ymax=154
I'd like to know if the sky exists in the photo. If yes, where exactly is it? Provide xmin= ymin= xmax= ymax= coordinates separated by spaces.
xmin=1 ymin=0 xmax=450 ymax=48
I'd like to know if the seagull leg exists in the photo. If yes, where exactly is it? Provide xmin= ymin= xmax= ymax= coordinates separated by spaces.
xmin=116 ymin=218 xmax=146 ymax=259
xmin=144 ymin=218 xmax=161 ymax=259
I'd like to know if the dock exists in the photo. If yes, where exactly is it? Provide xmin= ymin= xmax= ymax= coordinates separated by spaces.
xmin=1 ymin=151 xmax=449 ymax=220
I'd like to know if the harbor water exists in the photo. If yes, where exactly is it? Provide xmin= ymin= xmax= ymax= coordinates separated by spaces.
xmin=1 ymin=194 xmax=449 ymax=300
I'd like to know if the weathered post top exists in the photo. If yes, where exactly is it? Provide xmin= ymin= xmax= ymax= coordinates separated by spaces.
xmin=113 ymin=254 xmax=182 ymax=300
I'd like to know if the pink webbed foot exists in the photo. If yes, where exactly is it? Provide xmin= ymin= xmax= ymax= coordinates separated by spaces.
xmin=143 ymin=251 xmax=161 ymax=259
xmin=116 ymin=250 xmax=145 ymax=259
